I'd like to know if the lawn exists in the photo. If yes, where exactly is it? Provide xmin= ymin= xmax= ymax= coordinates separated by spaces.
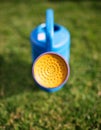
xmin=0 ymin=0 xmax=101 ymax=130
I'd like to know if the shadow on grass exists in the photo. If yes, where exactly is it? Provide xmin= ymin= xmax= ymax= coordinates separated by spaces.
xmin=91 ymin=2 xmax=101 ymax=12
xmin=0 ymin=53 xmax=40 ymax=99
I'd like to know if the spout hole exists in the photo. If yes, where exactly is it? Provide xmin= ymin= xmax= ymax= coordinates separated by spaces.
xmin=54 ymin=25 xmax=60 ymax=31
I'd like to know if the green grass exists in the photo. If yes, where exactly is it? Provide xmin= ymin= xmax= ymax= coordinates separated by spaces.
xmin=0 ymin=0 xmax=101 ymax=130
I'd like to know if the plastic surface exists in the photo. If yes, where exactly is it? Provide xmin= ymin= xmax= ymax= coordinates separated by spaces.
xmin=30 ymin=9 xmax=70 ymax=63
xmin=30 ymin=9 xmax=71 ymax=92
xmin=46 ymin=9 xmax=54 ymax=51
xmin=32 ymin=52 xmax=70 ymax=92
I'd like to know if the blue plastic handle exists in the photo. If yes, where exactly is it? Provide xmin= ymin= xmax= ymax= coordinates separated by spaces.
xmin=46 ymin=9 xmax=54 ymax=51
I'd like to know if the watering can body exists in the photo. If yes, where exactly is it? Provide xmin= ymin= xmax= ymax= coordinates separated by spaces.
xmin=30 ymin=10 xmax=70 ymax=63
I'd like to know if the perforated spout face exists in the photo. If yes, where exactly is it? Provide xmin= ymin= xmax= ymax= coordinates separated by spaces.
xmin=32 ymin=53 xmax=69 ymax=88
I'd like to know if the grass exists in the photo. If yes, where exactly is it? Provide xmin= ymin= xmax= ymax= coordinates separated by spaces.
xmin=0 ymin=0 xmax=101 ymax=130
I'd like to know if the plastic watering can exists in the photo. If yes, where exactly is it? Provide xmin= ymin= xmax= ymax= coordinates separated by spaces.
xmin=30 ymin=9 xmax=70 ymax=92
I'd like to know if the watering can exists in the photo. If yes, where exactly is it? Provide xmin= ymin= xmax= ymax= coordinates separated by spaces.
xmin=30 ymin=9 xmax=70 ymax=92
xmin=30 ymin=9 xmax=70 ymax=63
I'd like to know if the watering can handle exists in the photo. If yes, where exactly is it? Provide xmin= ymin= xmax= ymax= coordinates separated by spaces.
xmin=46 ymin=9 xmax=54 ymax=51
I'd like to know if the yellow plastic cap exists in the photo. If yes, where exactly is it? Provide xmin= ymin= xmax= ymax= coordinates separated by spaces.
xmin=32 ymin=53 xmax=69 ymax=88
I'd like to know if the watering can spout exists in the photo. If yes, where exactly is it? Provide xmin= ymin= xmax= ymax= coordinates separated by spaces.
xmin=46 ymin=9 xmax=54 ymax=51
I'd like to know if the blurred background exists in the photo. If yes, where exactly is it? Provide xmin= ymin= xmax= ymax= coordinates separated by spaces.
xmin=0 ymin=0 xmax=101 ymax=130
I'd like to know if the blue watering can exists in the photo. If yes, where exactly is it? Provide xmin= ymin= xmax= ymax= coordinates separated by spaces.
xmin=30 ymin=9 xmax=70 ymax=92
xmin=30 ymin=9 xmax=70 ymax=63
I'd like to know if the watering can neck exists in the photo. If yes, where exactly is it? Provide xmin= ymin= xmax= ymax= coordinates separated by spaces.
xmin=46 ymin=9 xmax=54 ymax=51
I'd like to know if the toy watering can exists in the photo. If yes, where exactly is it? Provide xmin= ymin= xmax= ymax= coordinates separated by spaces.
xmin=30 ymin=9 xmax=70 ymax=92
